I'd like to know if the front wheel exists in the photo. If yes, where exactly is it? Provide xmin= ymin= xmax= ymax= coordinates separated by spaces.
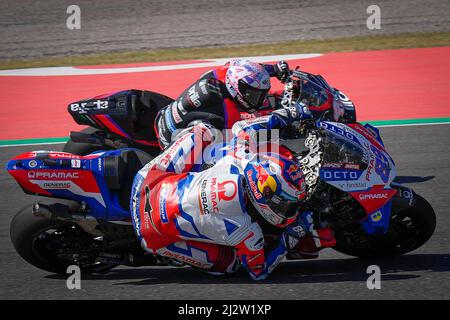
xmin=10 ymin=205 xmax=118 ymax=274
xmin=333 ymin=194 xmax=436 ymax=258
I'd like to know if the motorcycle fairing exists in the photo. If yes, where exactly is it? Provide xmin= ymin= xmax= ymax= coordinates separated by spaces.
xmin=318 ymin=121 xmax=397 ymax=234
xmin=360 ymin=198 xmax=393 ymax=234
xmin=318 ymin=121 xmax=396 ymax=192
xmin=6 ymin=150 xmax=133 ymax=221
xmin=68 ymin=89 xmax=174 ymax=146
xmin=92 ymin=113 xmax=131 ymax=139
xmin=349 ymin=187 xmax=397 ymax=234
xmin=363 ymin=123 xmax=384 ymax=147
xmin=348 ymin=188 xmax=397 ymax=214
xmin=348 ymin=123 xmax=385 ymax=149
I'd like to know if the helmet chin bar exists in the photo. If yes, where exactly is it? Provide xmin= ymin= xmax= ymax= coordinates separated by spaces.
xmin=244 ymin=180 xmax=286 ymax=226
xmin=235 ymin=94 xmax=256 ymax=113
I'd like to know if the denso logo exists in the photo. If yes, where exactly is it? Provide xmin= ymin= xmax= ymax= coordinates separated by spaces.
xmin=359 ymin=193 xmax=388 ymax=201
xmin=28 ymin=171 xmax=79 ymax=179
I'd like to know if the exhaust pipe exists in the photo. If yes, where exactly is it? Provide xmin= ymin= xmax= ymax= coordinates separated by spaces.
xmin=32 ymin=202 xmax=103 ymax=236
xmin=32 ymin=202 xmax=88 ymax=221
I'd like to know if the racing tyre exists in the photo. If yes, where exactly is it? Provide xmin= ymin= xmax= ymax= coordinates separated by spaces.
xmin=333 ymin=194 xmax=436 ymax=258
xmin=10 ymin=205 xmax=117 ymax=275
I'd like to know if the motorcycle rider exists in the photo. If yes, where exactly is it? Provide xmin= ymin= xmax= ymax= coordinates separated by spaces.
xmin=154 ymin=58 xmax=291 ymax=148
xmin=131 ymin=101 xmax=334 ymax=280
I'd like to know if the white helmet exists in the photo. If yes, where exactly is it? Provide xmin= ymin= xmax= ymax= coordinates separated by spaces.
xmin=225 ymin=59 xmax=271 ymax=112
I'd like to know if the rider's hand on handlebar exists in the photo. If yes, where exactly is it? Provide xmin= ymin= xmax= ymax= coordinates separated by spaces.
xmin=285 ymin=211 xmax=314 ymax=240
xmin=287 ymin=101 xmax=312 ymax=121
xmin=273 ymin=60 xmax=290 ymax=83
xmin=272 ymin=101 xmax=312 ymax=126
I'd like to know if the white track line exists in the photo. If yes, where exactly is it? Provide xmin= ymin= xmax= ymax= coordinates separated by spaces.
xmin=0 ymin=53 xmax=322 ymax=76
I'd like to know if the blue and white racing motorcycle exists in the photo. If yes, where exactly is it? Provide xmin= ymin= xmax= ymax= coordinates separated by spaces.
xmin=6 ymin=70 xmax=436 ymax=275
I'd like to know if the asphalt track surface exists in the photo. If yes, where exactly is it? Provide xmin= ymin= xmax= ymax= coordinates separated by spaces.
xmin=1 ymin=123 xmax=449 ymax=300
xmin=1 ymin=0 xmax=450 ymax=60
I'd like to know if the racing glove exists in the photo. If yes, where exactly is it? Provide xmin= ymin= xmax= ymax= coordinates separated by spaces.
xmin=270 ymin=101 xmax=312 ymax=127
xmin=284 ymin=211 xmax=315 ymax=250
xmin=273 ymin=60 xmax=290 ymax=83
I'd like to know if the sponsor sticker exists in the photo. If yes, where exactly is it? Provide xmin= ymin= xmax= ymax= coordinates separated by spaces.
xmin=321 ymin=169 xmax=361 ymax=181
xmin=370 ymin=210 xmax=383 ymax=222
xmin=49 ymin=152 xmax=80 ymax=159
xmin=159 ymin=186 xmax=169 ymax=223
xmin=28 ymin=160 xmax=37 ymax=168
xmin=346 ymin=181 xmax=368 ymax=189
xmin=188 ymin=86 xmax=201 ymax=108
xmin=198 ymin=79 xmax=209 ymax=95
xmin=28 ymin=171 xmax=79 ymax=179
xmin=69 ymin=100 xmax=108 ymax=114
xmin=177 ymin=99 xmax=188 ymax=115
xmin=131 ymin=178 xmax=143 ymax=237
xmin=43 ymin=181 xmax=71 ymax=189
xmin=171 ymin=103 xmax=183 ymax=124
xmin=359 ymin=192 xmax=388 ymax=201
xmin=71 ymin=159 xmax=81 ymax=168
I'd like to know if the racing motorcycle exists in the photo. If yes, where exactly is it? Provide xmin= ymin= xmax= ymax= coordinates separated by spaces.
xmin=6 ymin=68 xmax=436 ymax=275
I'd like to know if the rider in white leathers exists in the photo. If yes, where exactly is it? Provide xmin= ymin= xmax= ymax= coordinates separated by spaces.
xmin=130 ymin=102 xmax=315 ymax=280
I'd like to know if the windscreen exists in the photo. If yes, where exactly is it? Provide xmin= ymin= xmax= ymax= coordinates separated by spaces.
xmin=298 ymin=80 xmax=330 ymax=108
xmin=321 ymin=130 xmax=368 ymax=171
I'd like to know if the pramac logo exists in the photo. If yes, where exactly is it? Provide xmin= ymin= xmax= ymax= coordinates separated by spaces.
xmin=199 ymin=178 xmax=237 ymax=215
xmin=217 ymin=180 xmax=237 ymax=201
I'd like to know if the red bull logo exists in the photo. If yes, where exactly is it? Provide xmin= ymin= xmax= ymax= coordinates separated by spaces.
xmin=255 ymin=164 xmax=277 ymax=196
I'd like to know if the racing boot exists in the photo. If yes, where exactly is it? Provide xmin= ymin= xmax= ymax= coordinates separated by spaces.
xmin=292 ymin=227 xmax=336 ymax=259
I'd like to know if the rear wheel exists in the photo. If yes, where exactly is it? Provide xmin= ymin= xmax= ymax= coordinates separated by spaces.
xmin=333 ymin=194 xmax=436 ymax=258
xmin=10 ymin=205 xmax=118 ymax=274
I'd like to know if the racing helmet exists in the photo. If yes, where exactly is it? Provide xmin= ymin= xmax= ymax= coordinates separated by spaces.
xmin=243 ymin=154 xmax=306 ymax=227
xmin=225 ymin=59 xmax=271 ymax=112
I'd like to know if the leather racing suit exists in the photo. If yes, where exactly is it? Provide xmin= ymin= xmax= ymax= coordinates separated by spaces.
xmin=154 ymin=62 xmax=284 ymax=148
xmin=131 ymin=113 xmax=305 ymax=280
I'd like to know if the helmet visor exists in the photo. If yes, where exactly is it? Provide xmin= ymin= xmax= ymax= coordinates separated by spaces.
xmin=265 ymin=194 xmax=299 ymax=219
xmin=238 ymin=79 xmax=268 ymax=108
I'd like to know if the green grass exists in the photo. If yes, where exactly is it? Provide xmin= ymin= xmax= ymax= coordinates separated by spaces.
xmin=1 ymin=31 xmax=449 ymax=70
